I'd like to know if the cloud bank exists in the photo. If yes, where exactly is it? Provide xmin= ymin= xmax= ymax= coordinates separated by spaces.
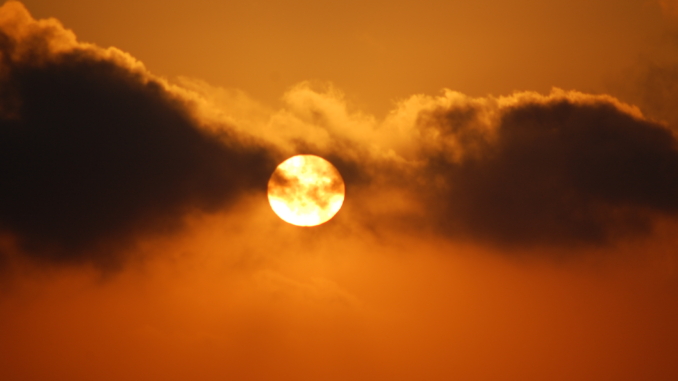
xmin=2 ymin=1 xmax=678 ymax=267
xmin=208 ymin=81 xmax=678 ymax=248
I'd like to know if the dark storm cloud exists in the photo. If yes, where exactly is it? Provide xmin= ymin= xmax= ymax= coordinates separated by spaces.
xmin=409 ymin=97 xmax=678 ymax=246
xmin=0 ymin=4 xmax=278 ymax=265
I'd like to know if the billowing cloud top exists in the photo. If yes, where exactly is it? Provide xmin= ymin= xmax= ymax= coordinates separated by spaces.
xmin=1 ymin=1 xmax=678 ymax=267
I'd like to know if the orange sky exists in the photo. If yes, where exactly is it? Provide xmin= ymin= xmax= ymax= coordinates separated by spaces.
xmin=1 ymin=1 xmax=678 ymax=380
xmin=18 ymin=0 xmax=677 ymax=115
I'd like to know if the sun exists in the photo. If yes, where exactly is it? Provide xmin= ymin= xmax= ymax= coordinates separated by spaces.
xmin=267 ymin=155 xmax=345 ymax=227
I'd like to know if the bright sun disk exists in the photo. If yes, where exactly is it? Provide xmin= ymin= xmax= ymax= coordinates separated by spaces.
xmin=267 ymin=155 xmax=345 ymax=227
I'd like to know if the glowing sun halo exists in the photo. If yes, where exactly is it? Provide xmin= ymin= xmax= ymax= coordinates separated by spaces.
xmin=267 ymin=155 xmax=345 ymax=227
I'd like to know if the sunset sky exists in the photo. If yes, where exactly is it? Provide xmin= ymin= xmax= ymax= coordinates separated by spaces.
xmin=1 ymin=1 xmax=678 ymax=380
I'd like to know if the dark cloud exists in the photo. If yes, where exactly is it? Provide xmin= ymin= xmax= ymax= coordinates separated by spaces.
xmin=0 ymin=5 xmax=278 ymax=265
xmin=3 ymin=1 xmax=677 ymax=266
xmin=410 ymin=98 xmax=678 ymax=247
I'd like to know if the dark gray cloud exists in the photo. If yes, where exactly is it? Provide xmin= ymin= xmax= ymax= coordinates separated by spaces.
xmin=0 ymin=11 xmax=278 ymax=265
xmin=3 ymin=0 xmax=678 ymax=267
xmin=411 ymin=98 xmax=678 ymax=247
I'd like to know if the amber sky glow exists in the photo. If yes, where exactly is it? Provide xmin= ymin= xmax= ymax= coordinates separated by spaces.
xmin=1 ymin=1 xmax=678 ymax=380
xmin=16 ymin=0 xmax=674 ymax=115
